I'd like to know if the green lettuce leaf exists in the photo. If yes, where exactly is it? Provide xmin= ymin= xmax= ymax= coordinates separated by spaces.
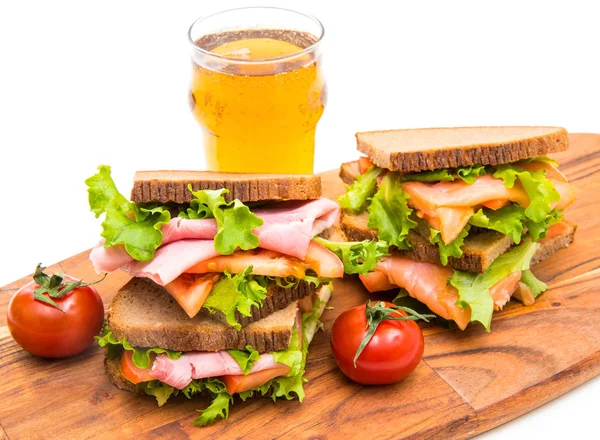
xmin=183 ymin=187 xmax=264 ymax=255
xmin=401 ymin=164 xmax=487 ymax=184
xmin=429 ymin=225 xmax=470 ymax=265
xmin=228 ymin=345 xmax=260 ymax=375
xmin=470 ymin=205 xmax=563 ymax=242
xmin=368 ymin=172 xmax=417 ymax=250
xmin=338 ymin=165 xmax=382 ymax=211
xmin=520 ymin=269 xmax=547 ymax=298
xmin=193 ymin=391 xmax=233 ymax=427
xmin=313 ymin=236 xmax=389 ymax=275
xmin=203 ymin=266 xmax=268 ymax=330
xmin=493 ymin=165 xmax=560 ymax=223
xmin=401 ymin=169 xmax=455 ymax=183
xmin=136 ymin=381 xmax=176 ymax=407
xmin=95 ymin=330 xmax=181 ymax=369
xmin=521 ymin=155 xmax=559 ymax=167
xmin=469 ymin=205 xmax=526 ymax=244
xmin=449 ymin=239 xmax=539 ymax=330
xmin=85 ymin=165 xmax=171 ymax=262
xmin=272 ymin=323 xmax=303 ymax=377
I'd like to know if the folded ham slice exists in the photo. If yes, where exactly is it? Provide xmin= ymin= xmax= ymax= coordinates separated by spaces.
xmin=90 ymin=198 xmax=339 ymax=274
xmin=150 ymin=350 xmax=286 ymax=390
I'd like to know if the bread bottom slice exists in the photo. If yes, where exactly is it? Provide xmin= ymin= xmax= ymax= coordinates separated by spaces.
xmin=107 ymin=277 xmax=302 ymax=353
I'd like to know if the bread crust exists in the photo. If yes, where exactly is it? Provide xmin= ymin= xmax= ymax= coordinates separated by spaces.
xmin=131 ymin=170 xmax=322 ymax=204
xmin=356 ymin=126 xmax=568 ymax=172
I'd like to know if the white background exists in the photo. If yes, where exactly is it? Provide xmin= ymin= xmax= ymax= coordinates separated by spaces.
xmin=0 ymin=1 xmax=598 ymax=438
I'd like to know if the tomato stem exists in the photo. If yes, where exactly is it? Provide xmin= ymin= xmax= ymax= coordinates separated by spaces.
xmin=353 ymin=301 xmax=436 ymax=367
xmin=31 ymin=263 xmax=107 ymax=312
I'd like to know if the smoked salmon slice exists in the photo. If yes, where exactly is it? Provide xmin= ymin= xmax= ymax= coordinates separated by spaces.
xmin=360 ymin=257 xmax=527 ymax=330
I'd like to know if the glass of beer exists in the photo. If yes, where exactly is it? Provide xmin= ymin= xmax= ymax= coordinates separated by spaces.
xmin=188 ymin=7 xmax=326 ymax=174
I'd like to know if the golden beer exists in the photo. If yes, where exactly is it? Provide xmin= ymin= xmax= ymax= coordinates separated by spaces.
xmin=188 ymin=9 xmax=326 ymax=174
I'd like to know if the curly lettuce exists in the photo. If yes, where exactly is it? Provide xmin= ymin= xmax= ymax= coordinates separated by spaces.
xmin=203 ymin=266 xmax=268 ymax=330
xmin=493 ymin=165 xmax=560 ymax=223
xmin=313 ymin=236 xmax=389 ymax=274
xmin=181 ymin=186 xmax=264 ymax=255
xmin=368 ymin=172 xmax=417 ymax=250
xmin=470 ymin=205 xmax=563 ymax=243
xmin=401 ymin=164 xmax=487 ymax=184
xmin=95 ymin=327 xmax=181 ymax=369
xmin=449 ymin=238 xmax=541 ymax=330
xmin=338 ymin=165 xmax=382 ymax=211
xmin=86 ymin=165 xmax=171 ymax=262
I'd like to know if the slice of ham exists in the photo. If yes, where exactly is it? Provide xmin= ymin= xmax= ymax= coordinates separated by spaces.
xmin=149 ymin=350 xmax=287 ymax=390
xmin=360 ymin=257 xmax=526 ymax=330
xmin=122 ymin=240 xmax=220 ymax=285
xmin=90 ymin=198 xmax=339 ymax=273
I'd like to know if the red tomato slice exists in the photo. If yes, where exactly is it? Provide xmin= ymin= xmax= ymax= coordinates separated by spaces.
xmin=481 ymin=199 xmax=509 ymax=210
xmin=164 ymin=273 xmax=221 ymax=318
xmin=540 ymin=222 xmax=568 ymax=242
xmin=358 ymin=156 xmax=373 ymax=174
xmin=304 ymin=241 xmax=344 ymax=278
xmin=120 ymin=350 xmax=155 ymax=384
xmin=221 ymin=365 xmax=291 ymax=394
xmin=186 ymin=249 xmax=306 ymax=279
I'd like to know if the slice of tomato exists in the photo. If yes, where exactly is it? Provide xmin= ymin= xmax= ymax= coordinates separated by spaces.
xmin=164 ymin=273 xmax=221 ymax=318
xmin=186 ymin=249 xmax=306 ymax=279
xmin=221 ymin=365 xmax=291 ymax=395
xmin=540 ymin=222 xmax=568 ymax=242
xmin=120 ymin=350 xmax=155 ymax=384
xmin=304 ymin=240 xmax=344 ymax=278
xmin=481 ymin=199 xmax=509 ymax=210
xmin=358 ymin=156 xmax=373 ymax=174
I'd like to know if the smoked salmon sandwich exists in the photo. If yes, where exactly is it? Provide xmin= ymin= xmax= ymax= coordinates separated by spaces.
xmin=86 ymin=167 xmax=386 ymax=425
xmin=338 ymin=126 xmax=578 ymax=331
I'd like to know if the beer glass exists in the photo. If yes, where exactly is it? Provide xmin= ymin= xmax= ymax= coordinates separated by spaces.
xmin=188 ymin=7 xmax=326 ymax=174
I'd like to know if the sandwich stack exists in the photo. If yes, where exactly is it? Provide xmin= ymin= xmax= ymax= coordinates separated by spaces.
xmin=86 ymin=168 xmax=350 ymax=426
xmin=338 ymin=126 xmax=578 ymax=330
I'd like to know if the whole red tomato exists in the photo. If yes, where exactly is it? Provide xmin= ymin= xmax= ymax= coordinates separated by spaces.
xmin=7 ymin=265 xmax=105 ymax=358
xmin=330 ymin=301 xmax=428 ymax=385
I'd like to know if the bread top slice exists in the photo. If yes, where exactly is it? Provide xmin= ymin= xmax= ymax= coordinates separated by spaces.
xmin=131 ymin=170 xmax=321 ymax=204
xmin=340 ymin=210 xmax=576 ymax=272
xmin=356 ymin=126 xmax=568 ymax=173
xmin=107 ymin=277 xmax=300 ymax=353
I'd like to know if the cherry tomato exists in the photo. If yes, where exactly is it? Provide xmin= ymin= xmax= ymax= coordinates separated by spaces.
xmin=7 ymin=274 xmax=105 ymax=358
xmin=330 ymin=301 xmax=424 ymax=385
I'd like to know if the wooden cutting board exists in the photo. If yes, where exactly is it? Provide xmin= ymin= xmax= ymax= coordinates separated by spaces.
xmin=1 ymin=133 xmax=598 ymax=440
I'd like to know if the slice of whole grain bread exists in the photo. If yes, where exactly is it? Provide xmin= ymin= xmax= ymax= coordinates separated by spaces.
xmin=107 ymin=278 xmax=300 ymax=352
xmin=356 ymin=126 xmax=568 ymax=172
xmin=131 ymin=170 xmax=321 ymax=204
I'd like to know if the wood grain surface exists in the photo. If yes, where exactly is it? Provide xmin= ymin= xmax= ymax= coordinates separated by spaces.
xmin=0 ymin=133 xmax=598 ymax=440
